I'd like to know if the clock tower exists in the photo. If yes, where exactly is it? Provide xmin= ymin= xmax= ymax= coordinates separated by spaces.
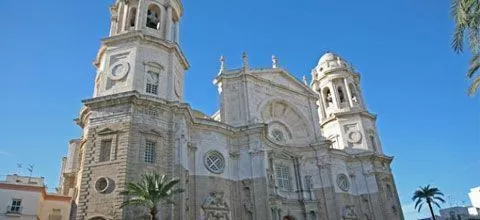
xmin=72 ymin=0 xmax=189 ymax=219
xmin=93 ymin=0 xmax=188 ymax=101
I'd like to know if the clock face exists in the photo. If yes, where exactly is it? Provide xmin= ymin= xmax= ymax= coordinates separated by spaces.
xmin=337 ymin=174 xmax=350 ymax=192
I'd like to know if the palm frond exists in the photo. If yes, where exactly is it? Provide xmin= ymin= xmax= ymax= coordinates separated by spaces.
xmin=120 ymin=198 xmax=149 ymax=208
xmin=468 ymin=54 xmax=480 ymax=78
xmin=414 ymin=198 xmax=423 ymax=209
xmin=432 ymin=200 xmax=442 ymax=209
xmin=120 ymin=172 xmax=184 ymax=214
xmin=417 ymin=203 xmax=424 ymax=212
xmin=468 ymin=75 xmax=480 ymax=95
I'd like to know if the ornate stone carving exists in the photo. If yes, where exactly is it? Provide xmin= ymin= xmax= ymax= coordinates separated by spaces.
xmin=347 ymin=131 xmax=362 ymax=143
xmin=202 ymin=192 xmax=230 ymax=220
xmin=342 ymin=205 xmax=358 ymax=219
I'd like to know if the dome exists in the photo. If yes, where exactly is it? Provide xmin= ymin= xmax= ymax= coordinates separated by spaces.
xmin=318 ymin=52 xmax=337 ymax=65
xmin=315 ymin=52 xmax=352 ymax=75
xmin=318 ymin=52 xmax=346 ymax=65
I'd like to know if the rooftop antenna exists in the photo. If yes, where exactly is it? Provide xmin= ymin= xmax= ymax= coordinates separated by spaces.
xmin=27 ymin=164 xmax=34 ymax=184
xmin=16 ymin=163 xmax=22 ymax=175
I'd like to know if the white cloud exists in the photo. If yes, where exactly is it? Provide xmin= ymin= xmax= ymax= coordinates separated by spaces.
xmin=0 ymin=150 xmax=11 ymax=157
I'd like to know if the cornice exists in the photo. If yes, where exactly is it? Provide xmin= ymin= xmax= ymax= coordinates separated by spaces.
xmin=80 ymin=91 xmax=273 ymax=138
xmin=320 ymin=109 xmax=377 ymax=127
xmin=101 ymin=31 xmax=190 ymax=70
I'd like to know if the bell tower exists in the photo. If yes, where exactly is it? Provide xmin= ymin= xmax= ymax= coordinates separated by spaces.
xmin=311 ymin=53 xmax=382 ymax=154
xmin=93 ymin=0 xmax=188 ymax=101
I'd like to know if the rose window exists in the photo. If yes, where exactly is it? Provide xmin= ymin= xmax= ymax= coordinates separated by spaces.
xmin=204 ymin=151 xmax=225 ymax=174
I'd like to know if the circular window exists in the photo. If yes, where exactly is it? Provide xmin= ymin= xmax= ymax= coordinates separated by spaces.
xmin=108 ymin=60 xmax=130 ymax=81
xmin=347 ymin=131 xmax=362 ymax=143
xmin=336 ymin=174 xmax=350 ymax=192
xmin=204 ymin=151 xmax=225 ymax=174
xmin=270 ymin=129 xmax=285 ymax=143
xmin=95 ymin=177 xmax=110 ymax=193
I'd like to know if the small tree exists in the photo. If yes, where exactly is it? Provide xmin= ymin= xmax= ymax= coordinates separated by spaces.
xmin=412 ymin=185 xmax=445 ymax=220
xmin=120 ymin=172 xmax=184 ymax=220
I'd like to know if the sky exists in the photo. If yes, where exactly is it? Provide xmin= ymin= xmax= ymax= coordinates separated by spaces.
xmin=0 ymin=0 xmax=479 ymax=219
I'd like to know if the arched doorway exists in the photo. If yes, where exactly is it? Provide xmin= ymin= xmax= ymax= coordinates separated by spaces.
xmin=89 ymin=217 xmax=107 ymax=220
xmin=283 ymin=216 xmax=296 ymax=220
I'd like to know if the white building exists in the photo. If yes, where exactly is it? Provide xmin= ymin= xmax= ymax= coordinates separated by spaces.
xmin=0 ymin=175 xmax=72 ymax=220
xmin=439 ymin=206 xmax=479 ymax=220
xmin=470 ymin=187 xmax=480 ymax=209
xmin=58 ymin=0 xmax=404 ymax=219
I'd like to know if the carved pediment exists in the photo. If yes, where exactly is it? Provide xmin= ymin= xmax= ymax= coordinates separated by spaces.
xmin=139 ymin=129 xmax=162 ymax=136
xmin=254 ymin=69 xmax=315 ymax=96
xmin=97 ymin=128 xmax=118 ymax=135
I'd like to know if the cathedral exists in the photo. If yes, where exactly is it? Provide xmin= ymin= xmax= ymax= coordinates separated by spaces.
xmin=57 ymin=0 xmax=404 ymax=219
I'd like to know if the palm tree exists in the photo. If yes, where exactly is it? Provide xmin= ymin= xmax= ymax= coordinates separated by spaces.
xmin=120 ymin=172 xmax=184 ymax=220
xmin=451 ymin=0 xmax=480 ymax=96
xmin=412 ymin=185 xmax=446 ymax=220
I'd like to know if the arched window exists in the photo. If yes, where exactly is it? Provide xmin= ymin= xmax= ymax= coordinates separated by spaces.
xmin=323 ymin=87 xmax=332 ymax=107
xmin=127 ymin=7 xmax=137 ymax=29
xmin=146 ymin=4 xmax=161 ymax=29
xmin=338 ymin=86 xmax=345 ymax=103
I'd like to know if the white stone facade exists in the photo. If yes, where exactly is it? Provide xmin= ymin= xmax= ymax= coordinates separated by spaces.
xmin=58 ymin=0 xmax=404 ymax=219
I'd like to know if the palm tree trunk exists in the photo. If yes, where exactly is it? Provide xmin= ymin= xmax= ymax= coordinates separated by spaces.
xmin=150 ymin=208 xmax=157 ymax=220
xmin=427 ymin=201 xmax=436 ymax=220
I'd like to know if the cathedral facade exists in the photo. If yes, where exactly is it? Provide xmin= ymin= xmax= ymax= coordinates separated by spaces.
xmin=58 ymin=0 xmax=404 ymax=219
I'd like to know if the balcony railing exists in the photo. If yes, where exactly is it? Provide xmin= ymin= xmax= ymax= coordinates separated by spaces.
xmin=6 ymin=205 xmax=23 ymax=214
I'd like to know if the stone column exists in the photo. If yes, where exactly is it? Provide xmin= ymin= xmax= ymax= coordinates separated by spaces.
xmin=175 ymin=21 xmax=180 ymax=43
xmin=344 ymin=78 xmax=354 ymax=108
xmin=329 ymin=83 xmax=340 ymax=110
xmin=137 ymin=0 xmax=146 ymax=31
xmin=165 ymin=6 xmax=173 ymax=41
xmin=159 ymin=5 xmax=166 ymax=35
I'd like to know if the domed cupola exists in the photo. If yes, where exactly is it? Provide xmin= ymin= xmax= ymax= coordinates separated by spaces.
xmin=314 ymin=52 xmax=353 ymax=80
xmin=310 ymin=52 xmax=365 ymax=119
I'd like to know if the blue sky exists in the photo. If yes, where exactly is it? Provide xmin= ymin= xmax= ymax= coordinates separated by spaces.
xmin=0 ymin=0 xmax=479 ymax=219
